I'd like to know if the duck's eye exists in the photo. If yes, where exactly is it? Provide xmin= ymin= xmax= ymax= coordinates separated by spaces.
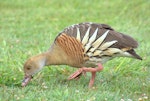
xmin=27 ymin=67 xmax=31 ymax=70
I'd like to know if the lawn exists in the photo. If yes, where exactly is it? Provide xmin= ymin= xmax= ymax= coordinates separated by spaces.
xmin=0 ymin=0 xmax=149 ymax=101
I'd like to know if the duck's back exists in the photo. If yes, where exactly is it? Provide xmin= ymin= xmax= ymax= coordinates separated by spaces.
xmin=54 ymin=22 xmax=142 ymax=67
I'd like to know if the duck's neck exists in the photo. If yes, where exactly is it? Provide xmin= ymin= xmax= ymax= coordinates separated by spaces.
xmin=35 ymin=44 xmax=68 ymax=67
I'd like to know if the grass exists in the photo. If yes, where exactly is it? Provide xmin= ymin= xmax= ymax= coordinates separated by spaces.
xmin=0 ymin=0 xmax=149 ymax=101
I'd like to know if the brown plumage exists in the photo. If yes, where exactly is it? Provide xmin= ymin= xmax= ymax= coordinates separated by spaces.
xmin=56 ymin=33 xmax=84 ymax=67
xmin=22 ymin=22 xmax=142 ymax=87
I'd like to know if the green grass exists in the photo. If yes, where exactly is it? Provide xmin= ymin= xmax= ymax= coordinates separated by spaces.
xmin=0 ymin=0 xmax=149 ymax=101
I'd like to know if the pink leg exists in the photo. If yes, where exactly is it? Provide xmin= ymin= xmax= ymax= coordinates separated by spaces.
xmin=68 ymin=68 xmax=86 ymax=80
xmin=82 ymin=64 xmax=103 ymax=72
xmin=68 ymin=63 xmax=103 ymax=87
xmin=89 ymin=72 xmax=96 ymax=88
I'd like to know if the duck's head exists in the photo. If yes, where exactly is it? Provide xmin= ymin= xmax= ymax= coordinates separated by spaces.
xmin=22 ymin=55 xmax=46 ymax=87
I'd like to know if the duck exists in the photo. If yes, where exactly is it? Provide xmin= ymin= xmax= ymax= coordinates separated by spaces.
xmin=22 ymin=22 xmax=142 ymax=87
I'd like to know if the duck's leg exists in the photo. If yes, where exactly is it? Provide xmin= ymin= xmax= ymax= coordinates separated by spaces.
xmin=89 ymin=72 xmax=96 ymax=88
xmin=68 ymin=68 xmax=87 ymax=80
xmin=68 ymin=64 xmax=103 ymax=87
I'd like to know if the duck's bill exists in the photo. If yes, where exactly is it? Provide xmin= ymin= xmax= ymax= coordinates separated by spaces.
xmin=21 ymin=75 xmax=32 ymax=87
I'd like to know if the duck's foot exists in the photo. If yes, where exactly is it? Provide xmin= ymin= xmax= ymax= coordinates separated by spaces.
xmin=68 ymin=63 xmax=103 ymax=87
